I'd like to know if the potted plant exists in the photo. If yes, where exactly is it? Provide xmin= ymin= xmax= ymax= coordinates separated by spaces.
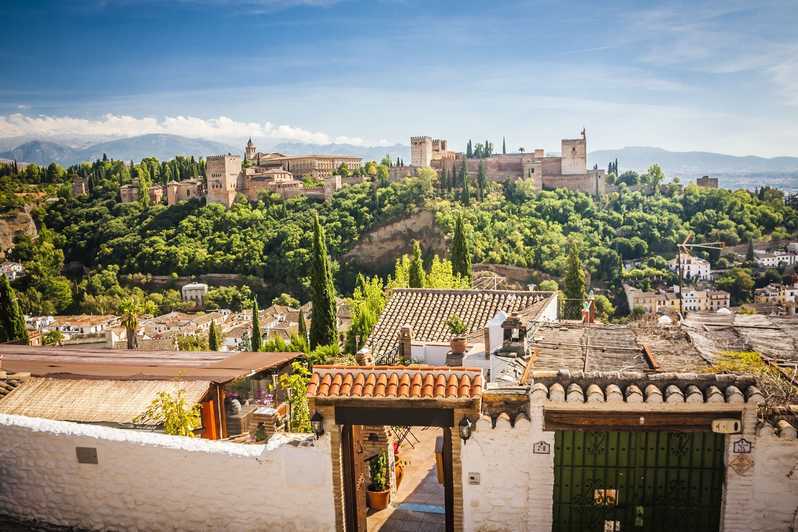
xmin=446 ymin=314 xmax=468 ymax=354
xmin=367 ymin=452 xmax=390 ymax=510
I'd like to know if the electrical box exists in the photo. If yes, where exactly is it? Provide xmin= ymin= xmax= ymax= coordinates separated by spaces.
xmin=712 ymin=419 xmax=741 ymax=434
xmin=468 ymin=472 xmax=481 ymax=485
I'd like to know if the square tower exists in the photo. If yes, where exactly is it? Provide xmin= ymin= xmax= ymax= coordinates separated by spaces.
xmin=206 ymin=154 xmax=241 ymax=208
xmin=410 ymin=136 xmax=433 ymax=167
xmin=561 ymin=129 xmax=587 ymax=175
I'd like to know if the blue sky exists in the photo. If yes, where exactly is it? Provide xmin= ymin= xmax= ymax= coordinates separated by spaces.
xmin=1 ymin=0 xmax=797 ymax=156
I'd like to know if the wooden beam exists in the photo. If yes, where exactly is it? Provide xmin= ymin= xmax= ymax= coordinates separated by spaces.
xmin=544 ymin=408 xmax=742 ymax=432
xmin=641 ymin=344 xmax=661 ymax=370
xmin=335 ymin=406 xmax=455 ymax=427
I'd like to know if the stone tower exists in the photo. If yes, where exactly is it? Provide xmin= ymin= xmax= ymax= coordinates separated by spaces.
xmin=245 ymin=138 xmax=256 ymax=162
xmin=561 ymin=129 xmax=587 ymax=175
xmin=206 ymin=154 xmax=241 ymax=208
xmin=410 ymin=136 xmax=433 ymax=167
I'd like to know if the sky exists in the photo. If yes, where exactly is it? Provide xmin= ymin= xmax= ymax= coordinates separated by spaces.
xmin=0 ymin=0 xmax=797 ymax=156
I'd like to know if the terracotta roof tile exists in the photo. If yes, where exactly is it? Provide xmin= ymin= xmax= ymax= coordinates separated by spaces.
xmin=308 ymin=365 xmax=483 ymax=401
xmin=365 ymin=289 xmax=554 ymax=359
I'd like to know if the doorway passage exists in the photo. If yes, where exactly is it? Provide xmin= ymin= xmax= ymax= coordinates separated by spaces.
xmin=367 ymin=426 xmax=445 ymax=531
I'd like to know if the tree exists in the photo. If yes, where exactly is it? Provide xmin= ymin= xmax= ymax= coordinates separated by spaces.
xmin=460 ymin=158 xmax=470 ymax=206
xmin=134 ymin=389 xmax=201 ymax=437
xmin=251 ymin=298 xmax=262 ymax=351
xmin=0 ymin=275 xmax=28 ymax=344
xmin=477 ymin=159 xmax=487 ymax=201
xmin=502 ymin=136 xmax=507 ymax=155
xmin=309 ymin=212 xmax=338 ymax=349
xmin=593 ymin=295 xmax=615 ymax=321
xmin=746 ymin=239 xmax=755 ymax=262
xmin=208 ymin=320 xmax=220 ymax=351
xmin=716 ymin=268 xmax=755 ymax=305
xmin=119 ymin=297 xmax=144 ymax=349
xmin=298 ymin=309 xmax=308 ymax=345
xmin=280 ymin=361 xmax=311 ymax=432
xmin=563 ymin=241 xmax=587 ymax=319
xmin=346 ymin=274 xmax=385 ymax=354
xmin=450 ymin=213 xmax=472 ymax=281
xmin=272 ymin=292 xmax=300 ymax=307
xmin=409 ymin=240 xmax=426 ymax=288
xmin=466 ymin=139 xmax=473 ymax=159
xmin=43 ymin=329 xmax=64 ymax=346
xmin=539 ymin=279 xmax=558 ymax=292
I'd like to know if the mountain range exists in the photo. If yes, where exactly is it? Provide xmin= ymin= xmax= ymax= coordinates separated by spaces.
xmin=0 ymin=134 xmax=235 ymax=166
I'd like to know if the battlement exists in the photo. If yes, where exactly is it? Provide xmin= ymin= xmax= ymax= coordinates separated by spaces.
xmin=410 ymin=136 xmax=432 ymax=144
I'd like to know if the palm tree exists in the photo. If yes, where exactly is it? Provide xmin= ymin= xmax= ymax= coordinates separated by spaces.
xmin=120 ymin=297 xmax=143 ymax=349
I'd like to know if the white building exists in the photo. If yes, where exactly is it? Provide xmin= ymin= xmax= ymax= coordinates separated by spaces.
xmin=755 ymin=251 xmax=798 ymax=268
xmin=0 ymin=261 xmax=25 ymax=281
xmin=181 ymin=283 xmax=209 ymax=306
xmin=671 ymin=253 xmax=711 ymax=281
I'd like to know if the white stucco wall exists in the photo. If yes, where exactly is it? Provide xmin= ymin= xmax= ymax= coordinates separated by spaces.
xmin=750 ymin=427 xmax=798 ymax=532
xmin=0 ymin=414 xmax=335 ymax=532
xmin=461 ymin=405 xmax=554 ymax=532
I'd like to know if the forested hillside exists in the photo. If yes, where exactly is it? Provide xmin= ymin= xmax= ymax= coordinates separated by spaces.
xmin=2 ymin=157 xmax=796 ymax=318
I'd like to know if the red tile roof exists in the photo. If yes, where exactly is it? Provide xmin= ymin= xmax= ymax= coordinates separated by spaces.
xmin=307 ymin=365 xmax=483 ymax=400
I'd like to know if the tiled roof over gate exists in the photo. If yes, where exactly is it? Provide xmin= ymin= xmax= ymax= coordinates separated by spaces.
xmin=307 ymin=365 xmax=483 ymax=400
xmin=366 ymin=288 xmax=553 ymax=358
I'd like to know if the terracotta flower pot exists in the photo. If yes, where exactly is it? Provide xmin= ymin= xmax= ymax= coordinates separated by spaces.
xmin=367 ymin=488 xmax=390 ymax=510
xmin=450 ymin=336 xmax=467 ymax=354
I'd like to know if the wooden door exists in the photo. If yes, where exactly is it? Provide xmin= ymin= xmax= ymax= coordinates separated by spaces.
xmin=352 ymin=425 xmax=367 ymax=531
xmin=342 ymin=424 xmax=368 ymax=532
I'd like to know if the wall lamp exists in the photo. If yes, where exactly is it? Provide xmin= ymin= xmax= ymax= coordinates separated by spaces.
xmin=459 ymin=416 xmax=473 ymax=444
xmin=311 ymin=411 xmax=325 ymax=438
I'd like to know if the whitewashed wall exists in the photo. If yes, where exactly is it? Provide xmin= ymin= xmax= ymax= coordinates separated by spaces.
xmin=461 ymin=402 xmax=798 ymax=532
xmin=0 ymin=414 xmax=335 ymax=532
xmin=750 ymin=426 xmax=798 ymax=532
xmin=461 ymin=405 xmax=554 ymax=532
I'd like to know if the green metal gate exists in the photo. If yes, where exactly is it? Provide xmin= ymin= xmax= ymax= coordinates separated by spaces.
xmin=553 ymin=431 xmax=725 ymax=532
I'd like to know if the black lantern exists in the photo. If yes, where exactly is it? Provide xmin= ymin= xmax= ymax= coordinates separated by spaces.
xmin=311 ymin=411 xmax=324 ymax=438
xmin=459 ymin=416 xmax=472 ymax=444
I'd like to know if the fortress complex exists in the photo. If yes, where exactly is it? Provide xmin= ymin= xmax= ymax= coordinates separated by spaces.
xmin=409 ymin=129 xmax=607 ymax=195
xmin=121 ymin=139 xmax=355 ymax=208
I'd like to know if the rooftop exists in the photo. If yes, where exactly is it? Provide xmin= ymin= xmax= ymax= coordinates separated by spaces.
xmin=366 ymin=288 xmax=554 ymax=359
xmin=0 ymin=346 xmax=301 ymax=383
xmin=308 ymin=365 xmax=483 ymax=401
xmin=0 ymin=377 xmax=210 ymax=427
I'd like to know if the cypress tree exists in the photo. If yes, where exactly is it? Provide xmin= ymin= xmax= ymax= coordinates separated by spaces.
xmin=208 ymin=320 xmax=220 ymax=351
xmin=0 ymin=275 xmax=28 ymax=344
xmin=409 ymin=240 xmax=426 ymax=288
xmin=477 ymin=159 xmax=487 ymax=201
xmin=309 ymin=212 xmax=338 ymax=349
xmin=298 ymin=309 xmax=308 ymax=343
xmin=502 ymin=136 xmax=506 ymax=155
xmin=466 ymin=140 xmax=473 ymax=159
xmin=746 ymin=238 xmax=755 ymax=262
xmin=450 ymin=213 xmax=472 ymax=281
xmin=251 ymin=299 xmax=262 ymax=351
xmin=461 ymin=158 xmax=470 ymax=206
xmin=563 ymin=242 xmax=587 ymax=320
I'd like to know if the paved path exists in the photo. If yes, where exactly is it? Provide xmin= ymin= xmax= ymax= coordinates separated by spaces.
xmin=367 ymin=427 xmax=445 ymax=531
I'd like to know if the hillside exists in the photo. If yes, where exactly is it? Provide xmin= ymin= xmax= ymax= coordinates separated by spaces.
xmin=0 ymin=134 xmax=235 ymax=166
xmin=272 ymin=142 xmax=410 ymax=162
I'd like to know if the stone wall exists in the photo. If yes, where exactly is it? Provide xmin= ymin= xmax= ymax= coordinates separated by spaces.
xmin=0 ymin=414 xmax=335 ymax=532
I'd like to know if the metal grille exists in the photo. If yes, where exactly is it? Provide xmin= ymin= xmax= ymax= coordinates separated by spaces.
xmin=553 ymin=431 xmax=725 ymax=532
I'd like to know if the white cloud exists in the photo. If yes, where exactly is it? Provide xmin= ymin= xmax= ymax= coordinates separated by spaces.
xmin=0 ymin=113 xmax=390 ymax=146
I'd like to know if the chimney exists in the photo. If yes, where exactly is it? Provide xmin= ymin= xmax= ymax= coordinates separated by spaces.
xmin=399 ymin=325 xmax=413 ymax=360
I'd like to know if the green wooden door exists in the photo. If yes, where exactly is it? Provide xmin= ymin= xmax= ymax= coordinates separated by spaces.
xmin=553 ymin=431 xmax=725 ymax=532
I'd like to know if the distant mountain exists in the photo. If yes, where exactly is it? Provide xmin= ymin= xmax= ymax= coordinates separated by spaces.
xmin=589 ymin=146 xmax=798 ymax=176
xmin=272 ymin=142 xmax=410 ymax=162
xmin=0 ymin=134 xmax=236 ymax=166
